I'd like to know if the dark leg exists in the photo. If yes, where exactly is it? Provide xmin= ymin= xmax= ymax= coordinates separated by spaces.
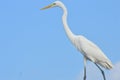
xmin=95 ymin=63 xmax=106 ymax=80
xmin=83 ymin=57 xmax=87 ymax=80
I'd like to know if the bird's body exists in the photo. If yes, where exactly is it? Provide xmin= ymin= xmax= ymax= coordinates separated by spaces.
xmin=60 ymin=1 xmax=113 ymax=70
xmin=41 ymin=1 xmax=113 ymax=80
xmin=74 ymin=35 xmax=112 ymax=69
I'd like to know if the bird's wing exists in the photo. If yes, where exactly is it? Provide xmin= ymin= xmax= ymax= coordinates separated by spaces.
xmin=75 ymin=35 xmax=113 ymax=69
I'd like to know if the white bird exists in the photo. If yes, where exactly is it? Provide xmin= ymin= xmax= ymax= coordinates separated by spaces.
xmin=41 ymin=1 xmax=113 ymax=80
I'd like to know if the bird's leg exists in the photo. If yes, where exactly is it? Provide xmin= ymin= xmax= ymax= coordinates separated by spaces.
xmin=83 ymin=57 xmax=87 ymax=80
xmin=95 ymin=63 xmax=106 ymax=80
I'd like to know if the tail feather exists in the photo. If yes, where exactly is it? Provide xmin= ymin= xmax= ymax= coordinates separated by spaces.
xmin=106 ymin=60 xmax=113 ymax=69
xmin=98 ymin=60 xmax=113 ymax=69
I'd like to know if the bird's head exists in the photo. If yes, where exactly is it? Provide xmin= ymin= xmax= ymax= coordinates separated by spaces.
xmin=40 ymin=1 xmax=63 ymax=10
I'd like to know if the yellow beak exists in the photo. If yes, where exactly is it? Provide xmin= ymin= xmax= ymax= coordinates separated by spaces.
xmin=40 ymin=4 xmax=53 ymax=10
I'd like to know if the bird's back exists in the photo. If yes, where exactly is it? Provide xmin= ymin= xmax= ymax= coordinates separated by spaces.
xmin=74 ymin=35 xmax=113 ymax=69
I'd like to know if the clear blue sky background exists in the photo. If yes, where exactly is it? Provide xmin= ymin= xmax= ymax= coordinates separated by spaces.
xmin=0 ymin=0 xmax=120 ymax=80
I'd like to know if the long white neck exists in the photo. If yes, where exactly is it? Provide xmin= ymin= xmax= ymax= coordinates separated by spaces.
xmin=59 ymin=4 xmax=76 ymax=43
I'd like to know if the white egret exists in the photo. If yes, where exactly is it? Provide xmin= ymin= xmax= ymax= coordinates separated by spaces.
xmin=41 ymin=1 xmax=113 ymax=80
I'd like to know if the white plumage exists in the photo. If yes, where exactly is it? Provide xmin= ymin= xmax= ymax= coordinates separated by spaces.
xmin=74 ymin=35 xmax=113 ymax=69
xmin=41 ymin=1 xmax=113 ymax=80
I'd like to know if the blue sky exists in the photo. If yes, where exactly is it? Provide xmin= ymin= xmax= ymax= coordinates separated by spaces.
xmin=0 ymin=0 xmax=120 ymax=80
